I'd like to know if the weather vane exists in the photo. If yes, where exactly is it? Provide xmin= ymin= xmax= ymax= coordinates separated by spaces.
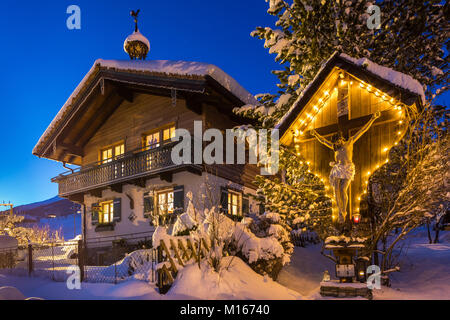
xmin=131 ymin=9 xmax=140 ymax=32
xmin=124 ymin=9 xmax=150 ymax=60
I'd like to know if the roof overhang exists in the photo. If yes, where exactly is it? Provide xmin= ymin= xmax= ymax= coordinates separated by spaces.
xmin=33 ymin=62 xmax=254 ymax=164
xmin=276 ymin=52 xmax=424 ymax=141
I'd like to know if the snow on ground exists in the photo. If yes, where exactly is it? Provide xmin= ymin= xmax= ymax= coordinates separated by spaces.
xmin=372 ymin=229 xmax=450 ymax=300
xmin=168 ymin=256 xmax=301 ymax=300
xmin=278 ymin=229 xmax=450 ymax=300
xmin=0 ymin=256 xmax=301 ymax=300
xmin=277 ymin=244 xmax=335 ymax=298
xmin=1 ymin=228 xmax=448 ymax=300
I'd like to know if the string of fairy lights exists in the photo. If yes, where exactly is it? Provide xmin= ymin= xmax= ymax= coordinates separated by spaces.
xmin=291 ymin=70 xmax=409 ymax=222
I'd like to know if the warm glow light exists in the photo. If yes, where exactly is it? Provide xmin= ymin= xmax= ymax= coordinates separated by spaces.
xmin=397 ymin=131 xmax=402 ymax=135
xmin=375 ymin=91 xmax=380 ymax=96
xmin=383 ymin=147 xmax=389 ymax=152
xmin=360 ymin=82 xmax=365 ymax=88
xmin=318 ymin=98 xmax=323 ymax=103
xmin=367 ymin=171 xmax=371 ymax=176
xmin=394 ymin=142 xmax=398 ymax=146
xmin=399 ymin=120 xmax=403 ymax=124
xmin=357 ymin=197 xmax=361 ymax=201
xmin=324 ymin=91 xmax=330 ymax=96
xmin=385 ymin=159 xmax=389 ymax=163
xmin=313 ymin=105 xmax=319 ymax=111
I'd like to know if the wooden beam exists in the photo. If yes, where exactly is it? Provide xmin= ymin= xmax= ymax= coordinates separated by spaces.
xmin=59 ymin=142 xmax=84 ymax=157
xmin=110 ymin=184 xmax=122 ymax=193
xmin=68 ymin=193 xmax=84 ymax=203
xmin=160 ymin=172 xmax=173 ymax=183
xmin=76 ymin=91 xmax=125 ymax=147
xmin=116 ymin=86 xmax=134 ymax=103
xmin=129 ymin=177 xmax=147 ymax=188
xmin=184 ymin=93 xmax=203 ymax=115
xmin=88 ymin=188 xmax=103 ymax=198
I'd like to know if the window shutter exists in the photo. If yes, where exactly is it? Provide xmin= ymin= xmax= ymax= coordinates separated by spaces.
xmin=113 ymin=198 xmax=122 ymax=222
xmin=220 ymin=187 xmax=229 ymax=214
xmin=173 ymin=185 xmax=184 ymax=214
xmin=143 ymin=192 xmax=154 ymax=218
xmin=242 ymin=195 xmax=249 ymax=216
xmin=91 ymin=203 xmax=99 ymax=225
xmin=259 ymin=203 xmax=265 ymax=215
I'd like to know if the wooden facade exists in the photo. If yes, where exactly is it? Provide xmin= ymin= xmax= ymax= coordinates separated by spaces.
xmin=34 ymin=64 xmax=259 ymax=201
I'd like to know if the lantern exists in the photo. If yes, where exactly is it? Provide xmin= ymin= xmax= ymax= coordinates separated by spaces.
xmin=353 ymin=213 xmax=361 ymax=224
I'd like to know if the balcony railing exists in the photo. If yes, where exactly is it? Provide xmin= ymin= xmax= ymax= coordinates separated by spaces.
xmin=52 ymin=142 xmax=199 ymax=196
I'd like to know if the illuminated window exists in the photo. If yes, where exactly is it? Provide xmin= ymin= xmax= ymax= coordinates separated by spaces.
xmin=144 ymin=132 xmax=160 ymax=150
xmin=99 ymin=201 xmax=114 ymax=224
xmin=143 ymin=125 xmax=176 ymax=150
xmin=100 ymin=143 xmax=124 ymax=164
xmin=157 ymin=190 xmax=174 ymax=216
xmin=228 ymin=191 xmax=241 ymax=216
xmin=163 ymin=126 xmax=176 ymax=142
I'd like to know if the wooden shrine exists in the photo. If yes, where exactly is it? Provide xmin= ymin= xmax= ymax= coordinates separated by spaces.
xmin=277 ymin=52 xmax=423 ymax=224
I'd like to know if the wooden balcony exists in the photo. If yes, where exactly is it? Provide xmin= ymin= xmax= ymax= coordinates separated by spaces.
xmin=52 ymin=143 xmax=201 ymax=197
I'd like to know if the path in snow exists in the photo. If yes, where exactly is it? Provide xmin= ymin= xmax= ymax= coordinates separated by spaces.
xmin=277 ymin=244 xmax=335 ymax=297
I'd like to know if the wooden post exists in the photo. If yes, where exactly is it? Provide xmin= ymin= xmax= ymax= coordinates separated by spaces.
xmin=77 ymin=240 xmax=84 ymax=282
xmin=28 ymin=244 xmax=33 ymax=276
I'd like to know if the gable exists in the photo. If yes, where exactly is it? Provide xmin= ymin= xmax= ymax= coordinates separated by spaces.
xmin=277 ymin=52 xmax=423 ymax=145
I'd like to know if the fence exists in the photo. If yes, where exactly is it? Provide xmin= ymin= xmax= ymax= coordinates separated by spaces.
xmin=81 ymin=232 xmax=157 ymax=284
xmin=0 ymin=241 xmax=78 ymax=281
xmin=0 ymin=231 xmax=208 ymax=292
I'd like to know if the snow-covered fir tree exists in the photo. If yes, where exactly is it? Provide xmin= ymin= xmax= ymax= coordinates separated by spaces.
xmin=255 ymin=147 xmax=336 ymax=240
xmin=236 ymin=0 xmax=448 ymax=128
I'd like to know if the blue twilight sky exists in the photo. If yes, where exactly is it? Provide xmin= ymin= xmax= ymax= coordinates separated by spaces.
xmin=0 ymin=1 xmax=448 ymax=206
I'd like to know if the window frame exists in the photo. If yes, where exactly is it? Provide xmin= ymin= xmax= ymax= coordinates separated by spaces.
xmin=99 ymin=141 xmax=125 ymax=164
xmin=156 ymin=188 xmax=175 ymax=216
xmin=99 ymin=200 xmax=114 ymax=224
xmin=142 ymin=123 xmax=176 ymax=150
xmin=227 ymin=190 xmax=242 ymax=216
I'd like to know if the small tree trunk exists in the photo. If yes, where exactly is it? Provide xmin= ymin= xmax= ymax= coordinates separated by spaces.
xmin=433 ymin=227 xmax=440 ymax=244
xmin=426 ymin=220 xmax=432 ymax=244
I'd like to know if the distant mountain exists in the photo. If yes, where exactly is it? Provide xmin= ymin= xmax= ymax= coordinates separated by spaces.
xmin=1 ymin=196 xmax=80 ymax=220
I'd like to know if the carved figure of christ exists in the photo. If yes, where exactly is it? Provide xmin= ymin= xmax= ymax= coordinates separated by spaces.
xmin=311 ymin=111 xmax=381 ymax=223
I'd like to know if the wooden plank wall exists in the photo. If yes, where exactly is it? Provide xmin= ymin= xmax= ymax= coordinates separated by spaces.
xmin=296 ymin=79 xmax=403 ymax=217
xmin=82 ymin=93 xmax=202 ymax=165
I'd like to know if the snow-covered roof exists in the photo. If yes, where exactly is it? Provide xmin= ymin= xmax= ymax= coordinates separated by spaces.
xmin=276 ymin=51 xmax=425 ymax=132
xmin=339 ymin=53 xmax=425 ymax=103
xmin=33 ymin=59 xmax=257 ymax=156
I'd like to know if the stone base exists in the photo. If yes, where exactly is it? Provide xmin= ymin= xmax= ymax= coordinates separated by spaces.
xmin=320 ymin=281 xmax=372 ymax=300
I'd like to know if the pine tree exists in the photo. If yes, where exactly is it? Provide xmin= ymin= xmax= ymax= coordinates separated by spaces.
xmin=236 ymin=0 xmax=448 ymax=128
xmin=255 ymin=147 xmax=336 ymax=240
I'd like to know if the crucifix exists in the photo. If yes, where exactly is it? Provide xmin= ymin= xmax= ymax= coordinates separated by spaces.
xmin=311 ymin=111 xmax=380 ymax=224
